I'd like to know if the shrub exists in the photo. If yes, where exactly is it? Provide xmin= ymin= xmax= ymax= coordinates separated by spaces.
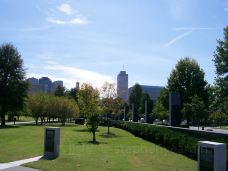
xmin=111 ymin=121 xmax=228 ymax=161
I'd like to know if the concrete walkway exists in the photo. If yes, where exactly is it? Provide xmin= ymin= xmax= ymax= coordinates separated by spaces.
xmin=1 ymin=166 xmax=39 ymax=171
xmin=0 ymin=156 xmax=42 ymax=170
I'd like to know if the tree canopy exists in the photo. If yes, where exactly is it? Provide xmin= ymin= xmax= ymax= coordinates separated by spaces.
xmin=27 ymin=93 xmax=79 ymax=125
xmin=213 ymin=26 xmax=228 ymax=116
xmin=77 ymin=83 xmax=100 ymax=142
xmin=166 ymin=57 xmax=209 ymax=124
xmin=0 ymin=43 xmax=28 ymax=126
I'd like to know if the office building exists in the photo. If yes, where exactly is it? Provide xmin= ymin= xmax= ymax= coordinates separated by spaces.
xmin=39 ymin=77 xmax=52 ymax=93
xmin=128 ymin=85 xmax=164 ymax=101
xmin=51 ymin=81 xmax=64 ymax=92
xmin=117 ymin=71 xmax=128 ymax=101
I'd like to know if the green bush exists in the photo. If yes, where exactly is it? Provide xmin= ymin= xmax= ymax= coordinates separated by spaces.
xmin=112 ymin=121 xmax=228 ymax=161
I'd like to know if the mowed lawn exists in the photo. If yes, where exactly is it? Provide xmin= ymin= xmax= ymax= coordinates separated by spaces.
xmin=0 ymin=124 xmax=196 ymax=171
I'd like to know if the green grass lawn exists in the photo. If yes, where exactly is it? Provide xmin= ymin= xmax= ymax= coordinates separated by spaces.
xmin=6 ymin=116 xmax=34 ymax=123
xmin=0 ymin=124 xmax=196 ymax=171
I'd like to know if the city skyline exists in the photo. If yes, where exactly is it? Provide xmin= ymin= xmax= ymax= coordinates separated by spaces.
xmin=1 ymin=0 xmax=228 ymax=88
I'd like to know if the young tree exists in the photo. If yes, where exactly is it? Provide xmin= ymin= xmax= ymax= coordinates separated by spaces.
xmin=0 ymin=43 xmax=29 ymax=126
xmin=100 ymin=82 xmax=121 ymax=134
xmin=86 ymin=112 xmax=100 ymax=142
xmin=78 ymin=83 xmax=100 ymax=143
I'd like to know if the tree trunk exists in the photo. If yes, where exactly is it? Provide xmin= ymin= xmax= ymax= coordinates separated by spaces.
xmin=93 ymin=131 xmax=96 ymax=143
xmin=1 ymin=113 xmax=6 ymax=126
xmin=187 ymin=119 xmax=190 ymax=127
xmin=107 ymin=118 xmax=110 ymax=134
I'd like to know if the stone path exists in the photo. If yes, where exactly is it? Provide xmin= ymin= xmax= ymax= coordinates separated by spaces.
xmin=0 ymin=156 xmax=42 ymax=170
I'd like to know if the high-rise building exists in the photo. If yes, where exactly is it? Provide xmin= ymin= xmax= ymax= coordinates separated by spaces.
xmin=27 ymin=77 xmax=39 ymax=85
xmin=51 ymin=81 xmax=63 ymax=92
xmin=76 ymin=81 xmax=80 ymax=89
xmin=117 ymin=71 xmax=128 ymax=101
xmin=128 ymin=85 xmax=164 ymax=101
xmin=26 ymin=77 xmax=42 ymax=93
xmin=39 ymin=77 xmax=52 ymax=93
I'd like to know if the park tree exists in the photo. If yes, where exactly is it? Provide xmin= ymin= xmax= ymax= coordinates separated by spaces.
xmin=27 ymin=93 xmax=46 ymax=125
xmin=0 ymin=43 xmax=29 ymax=126
xmin=66 ymin=87 xmax=79 ymax=102
xmin=128 ymin=83 xmax=143 ymax=121
xmin=167 ymin=57 xmax=209 ymax=123
xmin=151 ymin=88 xmax=168 ymax=122
xmin=152 ymin=100 xmax=168 ymax=122
xmin=181 ymin=95 xmax=207 ymax=127
xmin=56 ymin=97 xmax=79 ymax=125
xmin=100 ymin=82 xmax=122 ymax=134
xmin=77 ymin=83 xmax=100 ymax=143
xmin=213 ymin=26 xmax=228 ymax=115
xmin=54 ymin=85 xmax=66 ymax=97
xmin=27 ymin=93 xmax=79 ymax=125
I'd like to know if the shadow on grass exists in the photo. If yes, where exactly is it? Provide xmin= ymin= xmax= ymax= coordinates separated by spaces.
xmin=77 ymin=140 xmax=107 ymax=145
xmin=39 ymin=155 xmax=58 ymax=161
xmin=99 ymin=132 xmax=120 ymax=138
xmin=75 ymin=128 xmax=100 ymax=132
xmin=0 ymin=125 xmax=21 ymax=129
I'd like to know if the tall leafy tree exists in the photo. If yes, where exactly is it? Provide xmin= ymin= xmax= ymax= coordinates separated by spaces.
xmin=0 ymin=43 xmax=28 ymax=126
xmin=128 ymin=83 xmax=142 ymax=121
xmin=167 ymin=57 xmax=209 ymax=122
xmin=213 ymin=26 xmax=228 ymax=115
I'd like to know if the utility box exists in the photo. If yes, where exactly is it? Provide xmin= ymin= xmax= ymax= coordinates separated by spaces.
xmin=44 ymin=127 xmax=60 ymax=159
xmin=198 ymin=141 xmax=226 ymax=171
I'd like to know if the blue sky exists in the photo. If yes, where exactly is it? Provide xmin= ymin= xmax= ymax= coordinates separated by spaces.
xmin=0 ymin=0 xmax=228 ymax=89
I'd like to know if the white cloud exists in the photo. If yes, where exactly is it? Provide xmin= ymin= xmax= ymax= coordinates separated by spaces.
xmin=47 ymin=18 xmax=66 ymax=24
xmin=47 ymin=17 xmax=88 ymax=25
xmin=47 ymin=3 xmax=88 ymax=25
xmin=40 ymin=62 xmax=114 ymax=89
xmin=165 ymin=30 xmax=194 ymax=47
xmin=57 ymin=3 xmax=73 ymax=15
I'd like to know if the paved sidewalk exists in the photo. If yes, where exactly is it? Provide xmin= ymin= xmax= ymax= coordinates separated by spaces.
xmin=1 ymin=166 xmax=39 ymax=171
xmin=0 ymin=156 xmax=42 ymax=170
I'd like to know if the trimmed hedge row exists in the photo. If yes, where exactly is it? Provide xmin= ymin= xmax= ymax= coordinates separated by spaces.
xmin=111 ymin=121 xmax=228 ymax=161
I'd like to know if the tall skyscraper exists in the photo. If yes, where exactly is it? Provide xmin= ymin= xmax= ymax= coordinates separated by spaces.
xmin=39 ymin=77 xmax=52 ymax=93
xmin=117 ymin=71 xmax=128 ymax=101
